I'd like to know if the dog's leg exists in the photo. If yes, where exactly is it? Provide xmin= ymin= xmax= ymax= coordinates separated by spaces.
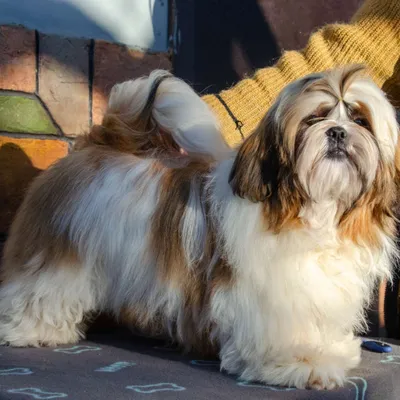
xmin=260 ymin=334 xmax=361 ymax=390
xmin=219 ymin=332 xmax=361 ymax=389
xmin=0 ymin=262 xmax=99 ymax=347
xmin=305 ymin=335 xmax=361 ymax=390
xmin=212 ymin=284 xmax=361 ymax=390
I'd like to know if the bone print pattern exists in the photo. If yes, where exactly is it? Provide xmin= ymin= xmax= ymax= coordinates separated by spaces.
xmin=126 ymin=383 xmax=186 ymax=393
xmin=95 ymin=361 xmax=137 ymax=372
xmin=7 ymin=388 xmax=68 ymax=399
xmin=0 ymin=368 xmax=33 ymax=376
xmin=0 ymin=336 xmax=399 ymax=399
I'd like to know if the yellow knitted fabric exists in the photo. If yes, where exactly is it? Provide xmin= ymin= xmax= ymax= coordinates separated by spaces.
xmin=202 ymin=0 xmax=400 ymax=146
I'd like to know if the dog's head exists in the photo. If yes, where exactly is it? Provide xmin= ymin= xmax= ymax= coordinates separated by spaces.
xmin=229 ymin=65 xmax=399 ymax=237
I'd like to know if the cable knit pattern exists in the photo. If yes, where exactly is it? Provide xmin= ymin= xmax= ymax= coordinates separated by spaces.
xmin=203 ymin=0 xmax=400 ymax=146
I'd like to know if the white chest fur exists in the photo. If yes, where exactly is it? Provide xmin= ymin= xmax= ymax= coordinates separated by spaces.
xmin=208 ymin=161 xmax=391 ymax=351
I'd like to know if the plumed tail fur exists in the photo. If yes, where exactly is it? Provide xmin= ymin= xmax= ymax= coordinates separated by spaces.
xmin=76 ymin=70 xmax=230 ymax=161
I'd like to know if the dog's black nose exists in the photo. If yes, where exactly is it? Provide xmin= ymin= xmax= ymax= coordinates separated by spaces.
xmin=326 ymin=126 xmax=347 ymax=141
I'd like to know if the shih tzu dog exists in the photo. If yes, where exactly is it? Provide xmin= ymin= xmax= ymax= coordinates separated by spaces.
xmin=0 ymin=65 xmax=399 ymax=390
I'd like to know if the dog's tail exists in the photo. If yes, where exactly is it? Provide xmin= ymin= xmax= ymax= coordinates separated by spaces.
xmin=77 ymin=70 xmax=230 ymax=161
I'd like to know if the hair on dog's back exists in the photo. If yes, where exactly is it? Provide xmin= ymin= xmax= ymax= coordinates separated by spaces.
xmin=76 ymin=70 xmax=230 ymax=161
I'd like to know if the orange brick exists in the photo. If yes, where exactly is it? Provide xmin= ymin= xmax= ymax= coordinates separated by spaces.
xmin=0 ymin=136 xmax=68 ymax=169
xmin=0 ymin=136 xmax=68 ymax=234
xmin=0 ymin=25 xmax=36 ymax=92
xmin=93 ymin=41 xmax=171 ymax=125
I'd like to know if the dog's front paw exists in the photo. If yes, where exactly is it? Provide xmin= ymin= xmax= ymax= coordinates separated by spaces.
xmin=306 ymin=366 xmax=345 ymax=390
xmin=246 ymin=359 xmax=346 ymax=390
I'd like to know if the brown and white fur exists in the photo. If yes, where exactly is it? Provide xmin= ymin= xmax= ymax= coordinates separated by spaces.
xmin=0 ymin=66 xmax=399 ymax=390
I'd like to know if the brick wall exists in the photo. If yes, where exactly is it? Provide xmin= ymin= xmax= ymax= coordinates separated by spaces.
xmin=0 ymin=24 xmax=171 ymax=235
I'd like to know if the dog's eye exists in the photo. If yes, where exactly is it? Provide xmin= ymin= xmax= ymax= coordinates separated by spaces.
xmin=353 ymin=118 xmax=369 ymax=128
xmin=306 ymin=115 xmax=321 ymax=125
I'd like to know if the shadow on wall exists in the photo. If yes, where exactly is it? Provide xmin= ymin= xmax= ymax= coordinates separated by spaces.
xmin=258 ymin=0 xmax=364 ymax=51
xmin=382 ymin=58 xmax=400 ymax=108
xmin=0 ymin=143 xmax=42 ymax=237
xmin=176 ymin=0 xmax=365 ymax=94
xmin=192 ymin=0 xmax=280 ymax=94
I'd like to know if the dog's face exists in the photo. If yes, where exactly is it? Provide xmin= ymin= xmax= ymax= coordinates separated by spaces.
xmin=230 ymin=66 xmax=399 ymax=233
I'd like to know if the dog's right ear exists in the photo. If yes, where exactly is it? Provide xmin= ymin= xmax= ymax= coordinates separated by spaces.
xmin=229 ymin=113 xmax=280 ymax=203
xmin=228 ymin=91 xmax=308 ymax=232
xmin=229 ymin=73 xmax=324 ymax=205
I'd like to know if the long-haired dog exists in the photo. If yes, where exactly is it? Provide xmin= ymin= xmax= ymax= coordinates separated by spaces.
xmin=0 ymin=65 xmax=399 ymax=390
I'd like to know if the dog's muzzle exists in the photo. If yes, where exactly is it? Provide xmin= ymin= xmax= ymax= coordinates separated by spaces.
xmin=326 ymin=126 xmax=348 ymax=159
